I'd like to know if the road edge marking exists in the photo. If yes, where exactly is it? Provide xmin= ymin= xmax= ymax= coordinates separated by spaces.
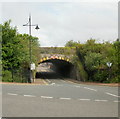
xmin=105 ymin=92 xmax=120 ymax=98
xmin=42 ymin=79 xmax=48 ymax=85
xmin=113 ymin=100 xmax=120 ymax=102
xmin=84 ymin=87 xmax=97 ymax=91
xmin=8 ymin=93 xmax=18 ymax=96
xmin=74 ymin=85 xmax=81 ymax=88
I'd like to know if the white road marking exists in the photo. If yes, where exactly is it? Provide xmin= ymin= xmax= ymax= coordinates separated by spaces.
xmin=60 ymin=97 xmax=71 ymax=100
xmin=61 ymin=80 xmax=66 ymax=83
xmin=41 ymin=96 xmax=53 ymax=99
xmin=66 ymin=80 xmax=75 ymax=84
xmin=113 ymin=100 xmax=120 ymax=102
xmin=95 ymin=99 xmax=108 ymax=102
xmin=51 ymin=83 xmax=55 ymax=85
xmin=46 ymin=79 xmax=51 ymax=83
xmin=74 ymin=85 xmax=80 ymax=88
xmin=24 ymin=95 xmax=36 ymax=97
xmin=56 ymin=84 xmax=63 ymax=86
xmin=42 ymin=80 xmax=48 ymax=85
xmin=84 ymin=87 xmax=97 ymax=91
xmin=8 ymin=93 xmax=18 ymax=96
xmin=105 ymin=92 xmax=120 ymax=98
xmin=78 ymin=99 xmax=90 ymax=101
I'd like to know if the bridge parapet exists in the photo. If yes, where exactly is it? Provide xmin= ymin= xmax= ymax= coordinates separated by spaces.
xmin=40 ymin=47 xmax=75 ymax=55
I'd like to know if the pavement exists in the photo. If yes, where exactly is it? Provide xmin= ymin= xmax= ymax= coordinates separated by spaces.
xmin=0 ymin=79 xmax=46 ymax=85
xmin=65 ymin=79 xmax=119 ymax=87
xmin=2 ymin=77 xmax=119 ymax=117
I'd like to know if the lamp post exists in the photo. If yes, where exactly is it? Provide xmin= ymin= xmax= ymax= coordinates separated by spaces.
xmin=23 ymin=14 xmax=40 ymax=83
xmin=106 ymin=62 xmax=112 ymax=80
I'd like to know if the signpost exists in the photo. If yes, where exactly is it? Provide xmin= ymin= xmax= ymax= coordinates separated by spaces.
xmin=23 ymin=14 xmax=39 ymax=83
xmin=31 ymin=63 xmax=35 ymax=83
xmin=106 ymin=62 xmax=112 ymax=80
xmin=31 ymin=63 xmax=35 ymax=70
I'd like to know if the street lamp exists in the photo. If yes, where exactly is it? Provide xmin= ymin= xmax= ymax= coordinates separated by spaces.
xmin=106 ymin=62 xmax=112 ymax=80
xmin=23 ymin=14 xmax=40 ymax=83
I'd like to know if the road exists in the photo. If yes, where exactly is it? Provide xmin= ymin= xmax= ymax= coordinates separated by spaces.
xmin=2 ymin=76 xmax=119 ymax=117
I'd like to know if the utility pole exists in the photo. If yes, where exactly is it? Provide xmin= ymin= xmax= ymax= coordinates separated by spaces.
xmin=23 ymin=14 xmax=40 ymax=83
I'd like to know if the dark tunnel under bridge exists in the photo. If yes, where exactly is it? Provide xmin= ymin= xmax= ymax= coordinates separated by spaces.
xmin=36 ymin=58 xmax=76 ymax=79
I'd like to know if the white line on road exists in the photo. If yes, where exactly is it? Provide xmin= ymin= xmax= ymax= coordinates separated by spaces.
xmin=84 ymin=87 xmax=97 ymax=91
xmin=46 ymin=79 xmax=51 ymax=83
xmin=56 ymin=84 xmax=63 ymax=86
xmin=41 ymin=96 xmax=53 ymax=99
xmin=24 ymin=95 xmax=36 ymax=97
xmin=42 ymin=80 xmax=48 ymax=85
xmin=105 ymin=92 xmax=120 ymax=98
xmin=95 ymin=99 xmax=108 ymax=102
xmin=51 ymin=83 xmax=55 ymax=85
xmin=113 ymin=100 xmax=120 ymax=102
xmin=74 ymin=85 xmax=80 ymax=88
xmin=8 ymin=93 xmax=18 ymax=96
xmin=78 ymin=99 xmax=90 ymax=101
xmin=60 ymin=97 xmax=71 ymax=100
xmin=61 ymin=80 xmax=66 ymax=83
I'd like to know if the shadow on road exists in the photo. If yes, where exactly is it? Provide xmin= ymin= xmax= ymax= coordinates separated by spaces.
xmin=36 ymin=72 xmax=63 ymax=79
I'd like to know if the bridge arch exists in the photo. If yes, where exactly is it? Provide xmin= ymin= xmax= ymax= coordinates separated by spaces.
xmin=38 ymin=55 xmax=70 ymax=64
xmin=37 ymin=55 xmax=75 ymax=78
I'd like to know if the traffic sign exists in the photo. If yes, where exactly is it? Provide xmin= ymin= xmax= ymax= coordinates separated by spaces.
xmin=31 ymin=63 xmax=35 ymax=70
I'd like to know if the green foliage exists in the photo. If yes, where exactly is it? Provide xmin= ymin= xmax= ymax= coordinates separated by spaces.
xmin=1 ymin=20 xmax=41 ymax=82
xmin=65 ymin=40 xmax=80 ymax=47
xmin=2 ymin=20 xmax=21 ymax=70
xmin=65 ymin=38 xmax=119 ymax=83
xmin=72 ymin=56 xmax=88 ymax=81
xmin=40 ymin=47 xmax=75 ymax=56
xmin=84 ymin=52 xmax=102 ymax=71
xmin=93 ymin=70 xmax=108 ymax=83
xmin=2 ymin=70 xmax=13 ymax=82
xmin=110 ymin=77 xmax=119 ymax=83
xmin=113 ymin=39 xmax=120 ymax=80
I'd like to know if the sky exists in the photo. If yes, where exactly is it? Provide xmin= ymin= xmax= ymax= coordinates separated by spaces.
xmin=0 ymin=1 xmax=118 ymax=47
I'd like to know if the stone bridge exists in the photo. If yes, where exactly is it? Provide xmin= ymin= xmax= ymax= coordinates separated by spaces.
xmin=39 ymin=54 xmax=71 ymax=64
xmin=37 ymin=47 xmax=76 ymax=78
xmin=38 ymin=47 xmax=75 ymax=64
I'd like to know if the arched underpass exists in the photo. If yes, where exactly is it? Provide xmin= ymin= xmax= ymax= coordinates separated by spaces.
xmin=36 ymin=59 xmax=75 ymax=80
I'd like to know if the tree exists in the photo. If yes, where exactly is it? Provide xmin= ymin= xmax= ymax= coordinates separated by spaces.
xmin=65 ymin=38 xmax=119 ymax=83
xmin=65 ymin=40 xmax=79 ymax=47
xmin=1 ymin=20 xmax=41 ymax=82
xmin=2 ymin=20 xmax=21 ymax=70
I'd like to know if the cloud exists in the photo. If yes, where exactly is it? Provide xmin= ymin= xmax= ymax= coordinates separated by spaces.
xmin=1 ymin=2 xmax=118 ymax=46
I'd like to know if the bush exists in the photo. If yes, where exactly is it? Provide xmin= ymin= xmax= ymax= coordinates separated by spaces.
xmin=2 ymin=69 xmax=28 ymax=83
xmin=110 ymin=77 xmax=119 ymax=83
xmin=2 ymin=70 xmax=13 ymax=82
xmin=93 ymin=70 xmax=108 ymax=83
xmin=72 ymin=56 xmax=88 ymax=81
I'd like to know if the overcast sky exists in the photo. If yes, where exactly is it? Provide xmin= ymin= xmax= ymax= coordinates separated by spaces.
xmin=1 ymin=1 xmax=118 ymax=47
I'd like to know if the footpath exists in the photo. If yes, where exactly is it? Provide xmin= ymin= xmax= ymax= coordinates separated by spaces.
xmin=66 ymin=79 xmax=119 ymax=87
xmin=0 ymin=79 xmax=119 ymax=87
xmin=0 ymin=79 xmax=47 ymax=85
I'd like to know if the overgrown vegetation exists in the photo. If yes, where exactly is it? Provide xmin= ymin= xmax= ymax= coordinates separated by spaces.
xmin=1 ymin=20 xmax=41 ymax=82
xmin=65 ymin=39 xmax=120 ymax=83
xmin=40 ymin=47 xmax=75 ymax=56
xmin=1 ymin=20 xmax=119 ymax=83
